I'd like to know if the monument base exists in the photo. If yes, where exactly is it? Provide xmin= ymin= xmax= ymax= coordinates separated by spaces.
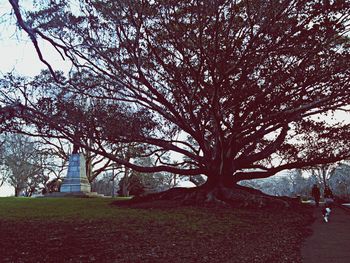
xmin=43 ymin=192 xmax=106 ymax=198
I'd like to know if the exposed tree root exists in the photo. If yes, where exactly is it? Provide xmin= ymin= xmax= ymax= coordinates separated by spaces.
xmin=114 ymin=185 xmax=300 ymax=209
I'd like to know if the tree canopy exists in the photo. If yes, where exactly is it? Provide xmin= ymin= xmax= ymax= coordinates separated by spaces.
xmin=2 ymin=0 xmax=350 ymax=205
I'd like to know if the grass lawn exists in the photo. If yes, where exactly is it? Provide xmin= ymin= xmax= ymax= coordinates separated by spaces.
xmin=0 ymin=197 xmax=313 ymax=263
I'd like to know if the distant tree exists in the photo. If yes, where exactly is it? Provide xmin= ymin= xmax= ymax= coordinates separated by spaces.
xmin=288 ymin=169 xmax=312 ymax=197
xmin=0 ymin=133 xmax=48 ymax=196
xmin=139 ymin=172 xmax=176 ymax=193
xmin=0 ymin=140 xmax=10 ymax=187
xmin=118 ymin=173 xmax=145 ymax=197
xmin=43 ymin=177 xmax=63 ymax=194
xmin=308 ymin=164 xmax=337 ymax=188
xmin=91 ymin=171 xmax=118 ymax=196
xmin=328 ymin=163 xmax=350 ymax=200
xmin=117 ymin=155 xmax=176 ymax=196
xmin=22 ymin=174 xmax=48 ymax=197
xmin=239 ymin=177 xmax=287 ymax=196
xmin=240 ymin=169 xmax=312 ymax=197
xmin=4 ymin=0 xmax=350 ymax=206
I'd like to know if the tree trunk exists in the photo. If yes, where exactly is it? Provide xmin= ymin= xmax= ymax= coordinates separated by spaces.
xmin=120 ymin=167 xmax=130 ymax=197
xmin=14 ymin=186 xmax=21 ymax=197
xmin=203 ymin=173 xmax=236 ymax=189
xmin=120 ymin=183 xmax=129 ymax=197
xmin=322 ymin=172 xmax=327 ymax=187
xmin=85 ymin=154 xmax=93 ymax=183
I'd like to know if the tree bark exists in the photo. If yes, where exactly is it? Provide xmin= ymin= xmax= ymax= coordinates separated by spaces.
xmin=120 ymin=167 xmax=130 ymax=197
xmin=14 ymin=186 xmax=21 ymax=197
xmin=203 ymin=174 xmax=237 ymax=189
xmin=203 ymin=159 xmax=237 ymax=189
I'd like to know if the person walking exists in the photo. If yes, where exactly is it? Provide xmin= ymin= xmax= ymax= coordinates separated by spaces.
xmin=323 ymin=186 xmax=334 ymax=223
xmin=324 ymin=186 xmax=334 ymax=206
xmin=311 ymin=184 xmax=321 ymax=207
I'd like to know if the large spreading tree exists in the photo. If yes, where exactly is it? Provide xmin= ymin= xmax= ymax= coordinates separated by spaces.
xmin=2 ymin=0 xmax=350 ymax=206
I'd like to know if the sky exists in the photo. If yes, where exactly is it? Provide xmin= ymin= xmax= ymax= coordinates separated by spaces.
xmin=0 ymin=0 xmax=72 ymax=76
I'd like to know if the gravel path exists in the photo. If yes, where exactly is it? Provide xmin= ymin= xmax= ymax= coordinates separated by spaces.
xmin=301 ymin=205 xmax=350 ymax=263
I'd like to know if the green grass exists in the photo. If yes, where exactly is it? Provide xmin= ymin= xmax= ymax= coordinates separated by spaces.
xmin=0 ymin=197 xmax=133 ymax=220
xmin=0 ymin=197 xmax=312 ymax=263
xmin=0 ymin=197 xmax=244 ymax=232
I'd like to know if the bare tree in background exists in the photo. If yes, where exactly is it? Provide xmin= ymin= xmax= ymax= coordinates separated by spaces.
xmin=328 ymin=162 xmax=350 ymax=200
xmin=308 ymin=163 xmax=337 ymax=188
xmin=0 ymin=133 xmax=49 ymax=196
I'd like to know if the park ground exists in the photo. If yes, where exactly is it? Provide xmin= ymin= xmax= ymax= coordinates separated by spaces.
xmin=302 ymin=205 xmax=350 ymax=263
xmin=0 ymin=197 xmax=313 ymax=263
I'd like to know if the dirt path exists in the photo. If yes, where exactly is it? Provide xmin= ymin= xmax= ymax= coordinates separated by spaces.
xmin=301 ymin=206 xmax=350 ymax=263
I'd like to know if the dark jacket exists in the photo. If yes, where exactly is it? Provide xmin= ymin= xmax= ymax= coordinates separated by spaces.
xmin=311 ymin=186 xmax=320 ymax=198
xmin=324 ymin=187 xmax=334 ymax=199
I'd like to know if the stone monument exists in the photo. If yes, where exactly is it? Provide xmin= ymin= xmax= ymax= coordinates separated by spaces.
xmin=45 ymin=141 xmax=102 ymax=197
xmin=60 ymin=153 xmax=91 ymax=193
